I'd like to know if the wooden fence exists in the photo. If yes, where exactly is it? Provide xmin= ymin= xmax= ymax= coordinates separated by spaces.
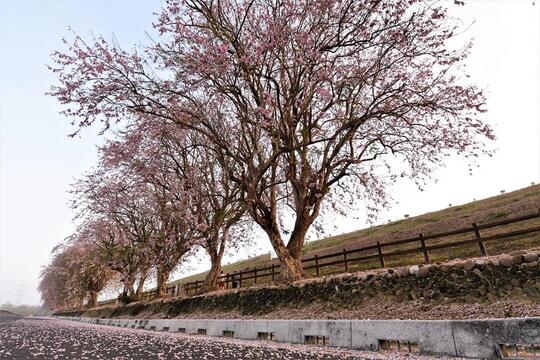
xmin=183 ymin=209 xmax=540 ymax=296
xmin=98 ymin=285 xmax=177 ymax=306
xmin=99 ymin=209 xmax=540 ymax=304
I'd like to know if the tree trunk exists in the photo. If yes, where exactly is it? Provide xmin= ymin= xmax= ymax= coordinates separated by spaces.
xmin=76 ymin=298 xmax=84 ymax=309
xmin=200 ymin=232 xmax=227 ymax=293
xmin=270 ymin=231 xmax=308 ymax=283
xmin=248 ymin=185 xmax=314 ymax=283
xmin=121 ymin=275 xmax=136 ymax=302
xmin=276 ymin=246 xmax=307 ymax=282
xmin=252 ymin=209 xmax=310 ymax=283
xmin=133 ymin=269 xmax=148 ymax=301
xmin=156 ymin=268 xmax=171 ymax=298
xmin=200 ymin=253 xmax=222 ymax=292
xmin=88 ymin=291 xmax=98 ymax=308
xmin=279 ymin=198 xmax=319 ymax=282
xmin=124 ymin=277 xmax=135 ymax=296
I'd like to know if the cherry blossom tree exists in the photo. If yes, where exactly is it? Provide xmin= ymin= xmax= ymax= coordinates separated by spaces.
xmin=98 ymin=126 xmax=208 ymax=297
xmin=49 ymin=0 xmax=494 ymax=282
xmin=102 ymin=118 xmax=246 ymax=292
xmin=75 ymin=217 xmax=146 ymax=303
xmin=185 ymin=140 xmax=246 ymax=292
xmin=73 ymin=169 xmax=155 ymax=301
xmin=145 ymin=185 xmax=201 ymax=298
xmin=65 ymin=233 xmax=115 ymax=308
xmin=38 ymin=236 xmax=114 ymax=309
xmin=38 ymin=244 xmax=78 ymax=310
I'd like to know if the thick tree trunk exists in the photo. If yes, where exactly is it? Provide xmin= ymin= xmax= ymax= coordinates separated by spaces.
xmin=76 ymin=299 xmax=84 ymax=309
xmin=156 ymin=268 xmax=171 ymax=298
xmin=121 ymin=275 xmax=136 ymax=302
xmin=270 ymin=231 xmax=308 ymax=283
xmin=200 ymin=232 xmax=227 ymax=292
xmin=124 ymin=276 xmax=135 ymax=295
xmin=278 ymin=197 xmax=320 ymax=282
xmin=88 ymin=291 xmax=98 ymax=308
xmin=247 ymin=181 xmax=317 ymax=283
xmin=278 ymin=253 xmax=306 ymax=283
xmin=200 ymin=254 xmax=222 ymax=292
xmin=133 ymin=269 xmax=148 ymax=301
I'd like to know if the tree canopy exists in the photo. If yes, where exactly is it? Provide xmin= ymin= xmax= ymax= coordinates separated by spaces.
xmin=40 ymin=0 xmax=493 ymax=309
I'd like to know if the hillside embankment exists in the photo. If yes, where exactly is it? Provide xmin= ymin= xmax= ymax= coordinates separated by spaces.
xmin=170 ymin=185 xmax=540 ymax=288
xmin=56 ymin=248 xmax=540 ymax=321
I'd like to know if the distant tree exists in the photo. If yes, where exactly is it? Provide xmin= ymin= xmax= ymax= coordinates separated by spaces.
xmin=101 ymin=119 xmax=246 ymax=292
xmin=73 ymin=170 xmax=154 ymax=301
xmin=49 ymin=0 xmax=494 ymax=282
xmin=95 ymin=131 xmax=207 ymax=297
xmin=74 ymin=218 xmax=144 ymax=303
xmin=38 ymin=238 xmax=113 ymax=309
xmin=39 ymin=243 xmax=82 ymax=310
xmin=65 ymin=233 xmax=115 ymax=308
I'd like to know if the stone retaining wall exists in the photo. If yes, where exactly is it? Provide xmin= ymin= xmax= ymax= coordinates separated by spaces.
xmin=56 ymin=250 xmax=540 ymax=319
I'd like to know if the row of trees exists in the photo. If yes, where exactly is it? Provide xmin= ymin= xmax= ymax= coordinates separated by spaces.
xmin=39 ymin=121 xmax=247 ymax=308
xmin=39 ymin=0 xmax=493 ymax=310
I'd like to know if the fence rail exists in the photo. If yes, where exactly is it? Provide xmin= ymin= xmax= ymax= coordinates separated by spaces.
xmin=98 ymin=284 xmax=178 ymax=306
xmin=183 ymin=209 xmax=540 ymax=296
xmin=99 ymin=208 xmax=540 ymax=305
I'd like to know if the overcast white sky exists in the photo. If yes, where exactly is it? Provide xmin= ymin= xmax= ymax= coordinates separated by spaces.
xmin=0 ymin=0 xmax=539 ymax=305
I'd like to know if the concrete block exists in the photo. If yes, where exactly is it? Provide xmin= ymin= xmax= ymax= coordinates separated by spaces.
xmin=145 ymin=319 xmax=171 ymax=331
xmin=452 ymin=318 xmax=540 ymax=359
xmin=288 ymin=320 xmax=351 ymax=347
xmin=267 ymin=320 xmax=290 ymax=342
xmin=351 ymin=320 xmax=456 ymax=356
xmin=233 ymin=320 xmax=276 ymax=340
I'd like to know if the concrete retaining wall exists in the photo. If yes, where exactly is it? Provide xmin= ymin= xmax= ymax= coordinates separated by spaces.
xmin=59 ymin=316 xmax=540 ymax=359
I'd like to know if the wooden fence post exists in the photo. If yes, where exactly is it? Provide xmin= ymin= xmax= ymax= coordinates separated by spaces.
xmin=239 ymin=270 xmax=243 ymax=287
xmin=254 ymin=268 xmax=258 ymax=284
xmin=472 ymin=223 xmax=487 ymax=256
xmin=271 ymin=264 xmax=275 ymax=282
xmin=376 ymin=242 xmax=385 ymax=268
xmin=226 ymin=273 xmax=229 ymax=289
xmin=315 ymin=255 xmax=320 ymax=277
xmin=419 ymin=234 xmax=430 ymax=264
xmin=343 ymin=249 xmax=349 ymax=272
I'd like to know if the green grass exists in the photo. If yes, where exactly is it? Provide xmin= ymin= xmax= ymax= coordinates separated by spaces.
xmin=170 ymin=184 xmax=540 ymax=291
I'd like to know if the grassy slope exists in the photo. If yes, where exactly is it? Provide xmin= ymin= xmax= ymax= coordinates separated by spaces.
xmin=171 ymin=184 xmax=540 ymax=287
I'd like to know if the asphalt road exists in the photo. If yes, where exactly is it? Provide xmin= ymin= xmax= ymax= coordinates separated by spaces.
xmin=0 ymin=312 xmax=23 ymax=326
xmin=0 ymin=318 xmax=453 ymax=360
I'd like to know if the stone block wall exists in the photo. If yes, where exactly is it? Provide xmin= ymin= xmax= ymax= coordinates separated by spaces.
xmin=55 ymin=249 xmax=540 ymax=319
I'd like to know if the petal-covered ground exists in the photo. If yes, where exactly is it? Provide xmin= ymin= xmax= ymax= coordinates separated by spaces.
xmin=0 ymin=318 xmax=462 ymax=359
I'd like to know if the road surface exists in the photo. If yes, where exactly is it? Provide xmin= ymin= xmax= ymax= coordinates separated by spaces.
xmin=0 ymin=317 xmax=456 ymax=359
xmin=0 ymin=311 xmax=22 ymax=326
